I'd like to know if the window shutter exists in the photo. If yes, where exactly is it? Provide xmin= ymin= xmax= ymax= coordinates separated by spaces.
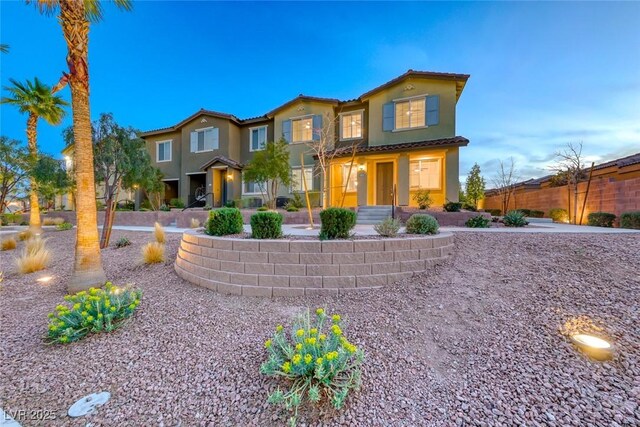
xmin=212 ymin=128 xmax=219 ymax=149
xmin=312 ymin=115 xmax=322 ymax=141
xmin=382 ymin=102 xmax=394 ymax=131
xmin=190 ymin=131 xmax=197 ymax=152
xmin=426 ymin=95 xmax=439 ymax=126
xmin=282 ymin=120 xmax=292 ymax=143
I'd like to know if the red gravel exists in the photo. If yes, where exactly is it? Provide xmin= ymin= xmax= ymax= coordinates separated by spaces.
xmin=1 ymin=229 xmax=638 ymax=426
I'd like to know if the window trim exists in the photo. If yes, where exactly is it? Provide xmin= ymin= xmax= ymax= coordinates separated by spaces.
xmin=241 ymin=178 xmax=264 ymax=196
xmin=192 ymin=126 xmax=216 ymax=153
xmin=341 ymin=163 xmax=358 ymax=193
xmin=249 ymin=125 xmax=268 ymax=152
xmin=291 ymin=116 xmax=314 ymax=144
xmin=339 ymin=110 xmax=364 ymax=141
xmin=156 ymin=139 xmax=172 ymax=163
xmin=409 ymin=157 xmax=442 ymax=191
xmin=392 ymin=94 xmax=428 ymax=131
xmin=290 ymin=166 xmax=314 ymax=192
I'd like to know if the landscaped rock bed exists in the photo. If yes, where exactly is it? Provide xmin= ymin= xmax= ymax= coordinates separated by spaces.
xmin=1 ymin=229 xmax=638 ymax=425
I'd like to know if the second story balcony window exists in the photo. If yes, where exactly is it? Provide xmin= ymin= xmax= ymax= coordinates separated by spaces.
xmin=292 ymin=117 xmax=313 ymax=143
xmin=250 ymin=125 xmax=267 ymax=151
xmin=190 ymin=127 xmax=219 ymax=153
xmin=340 ymin=111 xmax=363 ymax=140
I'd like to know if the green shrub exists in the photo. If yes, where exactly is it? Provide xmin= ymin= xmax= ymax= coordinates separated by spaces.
xmin=257 ymin=206 xmax=269 ymax=211
xmin=290 ymin=192 xmax=304 ymax=209
xmin=56 ymin=222 xmax=73 ymax=231
xmin=518 ymin=208 xmax=531 ymax=217
xmin=205 ymin=207 xmax=244 ymax=236
xmin=0 ymin=216 xmax=8 ymax=226
xmin=3 ymin=213 xmax=22 ymax=224
xmin=462 ymin=203 xmax=477 ymax=212
xmin=140 ymin=199 xmax=152 ymax=210
xmin=224 ymin=200 xmax=236 ymax=208
xmin=530 ymin=210 xmax=544 ymax=218
xmin=503 ymin=210 xmax=528 ymax=227
xmin=285 ymin=205 xmax=299 ymax=212
xmin=319 ymin=208 xmax=356 ymax=239
xmin=19 ymin=221 xmax=28 ymax=226
xmin=587 ymin=212 xmax=616 ymax=228
xmin=373 ymin=217 xmax=401 ymax=237
xmin=443 ymin=201 xmax=462 ymax=212
xmin=486 ymin=209 xmax=502 ymax=216
xmin=465 ymin=215 xmax=490 ymax=228
xmin=549 ymin=208 xmax=569 ymax=223
xmin=114 ymin=237 xmax=131 ymax=248
xmin=116 ymin=200 xmax=135 ymax=211
xmin=260 ymin=308 xmax=363 ymax=427
xmin=251 ymin=212 xmax=283 ymax=239
xmin=405 ymin=214 xmax=439 ymax=235
xmin=412 ymin=189 xmax=432 ymax=210
xmin=159 ymin=204 xmax=171 ymax=212
xmin=46 ymin=282 xmax=142 ymax=344
xmin=620 ymin=211 xmax=640 ymax=229
xmin=170 ymin=198 xmax=185 ymax=209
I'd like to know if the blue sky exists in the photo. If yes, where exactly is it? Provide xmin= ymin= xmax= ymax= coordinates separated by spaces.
xmin=1 ymin=1 xmax=639 ymax=183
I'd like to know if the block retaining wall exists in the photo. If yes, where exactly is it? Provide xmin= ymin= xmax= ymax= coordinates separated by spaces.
xmin=174 ymin=230 xmax=454 ymax=297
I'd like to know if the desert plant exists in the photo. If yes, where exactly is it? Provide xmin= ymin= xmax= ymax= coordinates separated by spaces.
xmin=443 ymin=201 xmax=462 ymax=212
xmin=405 ymin=214 xmax=439 ymax=235
xmin=290 ymin=192 xmax=304 ymax=209
xmin=517 ymin=209 xmax=532 ymax=216
xmin=1 ymin=237 xmax=17 ymax=251
xmin=46 ymin=282 xmax=142 ymax=344
xmin=159 ymin=204 xmax=171 ymax=212
xmin=285 ymin=204 xmax=299 ymax=212
xmin=250 ymin=212 xmax=283 ymax=239
xmin=503 ymin=210 xmax=528 ymax=227
xmin=15 ymin=239 xmax=51 ymax=274
xmin=205 ymin=208 xmax=244 ymax=236
xmin=257 ymin=206 xmax=269 ymax=212
xmin=319 ymin=208 xmax=356 ymax=240
xmin=374 ymin=217 xmax=401 ymax=237
xmin=587 ymin=212 xmax=616 ymax=228
xmin=465 ymin=215 xmax=491 ymax=228
xmin=620 ymin=211 xmax=640 ymax=229
xmin=114 ymin=237 xmax=131 ymax=248
xmin=17 ymin=229 xmax=34 ymax=241
xmin=169 ymin=198 xmax=185 ymax=209
xmin=549 ymin=208 xmax=569 ymax=223
xmin=260 ymin=308 xmax=363 ymax=427
xmin=412 ymin=189 xmax=432 ymax=210
xmin=190 ymin=218 xmax=201 ymax=228
xmin=56 ymin=222 xmax=73 ymax=231
xmin=43 ymin=217 xmax=65 ymax=226
xmin=141 ymin=242 xmax=164 ymax=264
xmin=154 ymin=222 xmax=166 ymax=244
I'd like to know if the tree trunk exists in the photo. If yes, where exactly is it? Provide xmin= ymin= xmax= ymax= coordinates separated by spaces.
xmin=26 ymin=113 xmax=42 ymax=234
xmin=60 ymin=0 xmax=106 ymax=291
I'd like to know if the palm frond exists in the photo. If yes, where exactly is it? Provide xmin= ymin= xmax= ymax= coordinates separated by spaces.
xmin=1 ymin=77 xmax=68 ymax=124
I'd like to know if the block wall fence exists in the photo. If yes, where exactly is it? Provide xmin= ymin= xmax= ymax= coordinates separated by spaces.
xmin=174 ymin=230 xmax=454 ymax=297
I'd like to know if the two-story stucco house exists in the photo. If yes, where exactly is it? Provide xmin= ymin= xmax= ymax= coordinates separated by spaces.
xmin=139 ymin=70 xmax=470 ymax=209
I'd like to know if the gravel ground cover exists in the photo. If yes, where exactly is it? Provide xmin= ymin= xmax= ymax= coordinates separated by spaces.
xmin=1 ymin=229 xmax=638 ymax=426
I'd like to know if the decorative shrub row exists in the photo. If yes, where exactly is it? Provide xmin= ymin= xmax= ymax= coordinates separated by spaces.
xmin=319 ymin=208 xmax=356 ymax=240
xmin=517 ymin=209 xmax=544 ymax=218
xmin=47 ymin=282 xmax=142 ymax=344
xmin=549 ymin=208 xmax=569 ymax=223
xmin=205 ymin=207 xmax=244 ymax=236
xmin=465 ymin=215 xmax=491 ymax=228
xmin=251 ymin=211 xmax=283 ymax=239
xmin=406 ymin=214 xmax=439 ymax=234
xmin=261 ymin=308 xmax=363 ymax=427
xmin=587 ymin=212 xmax=616 ymax=228
xmin=620 ymin=211 xmax=640 ymax=229
xmin=503 ymin=210 xmax=528 ymax=227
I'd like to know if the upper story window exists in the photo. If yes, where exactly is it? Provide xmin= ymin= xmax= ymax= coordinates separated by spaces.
xmin=383 ymin=95 xmax=439 ymax=132
xmin=410 ymin=158 xmax=441 ymax=190
xmin=340 ymin=111 xmax=363 ymax=140
xmin=395 ymin=98 xmax=425 ymax=130
xmin=190 ymin=127 xmax=219 ymax=153
xmin=292 ymin=117 xmax=313 ymax=143
xmin=156 ymin=140 xmax=172 ymax=162
xmin=291 ymin=167 xmax=313 ymax=192
xmin=342 ymin=163 xmax=357 ymax=192
xmin=250 ymin=126 xmax=267 ymax=151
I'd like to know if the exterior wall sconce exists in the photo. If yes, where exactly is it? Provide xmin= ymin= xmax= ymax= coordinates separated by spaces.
xmin=226 ymin=174 xmax=233 ymax=180
xmin=358 ymin=164 xmax=366 ymax=172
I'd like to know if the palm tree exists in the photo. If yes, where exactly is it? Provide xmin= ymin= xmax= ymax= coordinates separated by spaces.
xmin=2 ymin=77 xmax=68 ymax=234
xmin=29 ymin=0 xmax=132 ymax=292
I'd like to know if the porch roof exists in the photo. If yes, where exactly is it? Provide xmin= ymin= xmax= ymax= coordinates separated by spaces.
xmin=326 ymin=136 xmax=470 ymax=158
xmin=200 ymin=155 xmax=243 ymax=171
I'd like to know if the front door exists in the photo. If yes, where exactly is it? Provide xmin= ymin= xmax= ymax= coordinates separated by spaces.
xmin=376 ymin=162 xmax=394 ymax=205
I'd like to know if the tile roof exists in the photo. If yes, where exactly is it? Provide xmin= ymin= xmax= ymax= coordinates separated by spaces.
xmin=265 ymin=95 xmax=340 ymax=117
xmin=199 ymin=155 xmax=244 ymax=171
xmin=140 ymin=108 xmax=241 ymax=137
xmin=359 ymin=70 xmax=470 ymax=100
xmin=326 ymin=136 xmax=470 ymax=157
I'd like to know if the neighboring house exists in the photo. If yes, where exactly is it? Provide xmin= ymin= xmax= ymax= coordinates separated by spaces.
xmin=483 ymin=152 xmax=640 ymax=223
xmin=54 ymin=143 xmax=134 ymax=210
xmin=139 ymin=70 xmax=470 ymax=208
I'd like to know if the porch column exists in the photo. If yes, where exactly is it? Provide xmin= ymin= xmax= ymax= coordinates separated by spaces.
xmin=397 ymin=154 xmax=410 ymax=206
xmin=445 ymin=147 xmax=460 ymax=202
xmin=357 ymin=163 xmax=367 ymax=206
xmin=206 ymin=168 xmax=213 ymax=207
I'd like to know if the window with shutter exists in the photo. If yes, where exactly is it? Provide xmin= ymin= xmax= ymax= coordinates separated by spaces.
xmin=291 ymin=117 xmax=313 ymax=143
xmin=394 ymin=97 xmax=425 ymax=130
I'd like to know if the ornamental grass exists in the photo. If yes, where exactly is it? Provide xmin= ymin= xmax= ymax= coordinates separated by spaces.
xmin=142 ymin=241 xmax=164 ymax=264
xmin=17 ymin=229 xmax=34 ymax=241
xmin=43 ymin=217 xmax=65 ymax=226
xmin=154 ymin=222 xmax=166 ymax=244
xmin=261 ymin=308 xmax=364 ymax=426
xmin=15 ymin=237 xmax=51 ymax=274
xmin=46 ymin=282 xmax=142 ymax=344
xmin=1 ymin=237 xmax=17 ymax=251
xmin=190 ymin=218 xmax=201 ymax=229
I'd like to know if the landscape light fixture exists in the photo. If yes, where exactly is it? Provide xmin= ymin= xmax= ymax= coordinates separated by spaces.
xmin=36 ymin=276 xmax=52 ymax=283
xmin=570 ymin=334 xmax=614 ymax=361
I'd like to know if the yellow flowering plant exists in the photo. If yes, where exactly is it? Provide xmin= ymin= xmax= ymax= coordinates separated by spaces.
xmin=46 ymin=282 xmax=142 ymax=344
xmin=260 ymin=308 xmax=364 ymax=427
